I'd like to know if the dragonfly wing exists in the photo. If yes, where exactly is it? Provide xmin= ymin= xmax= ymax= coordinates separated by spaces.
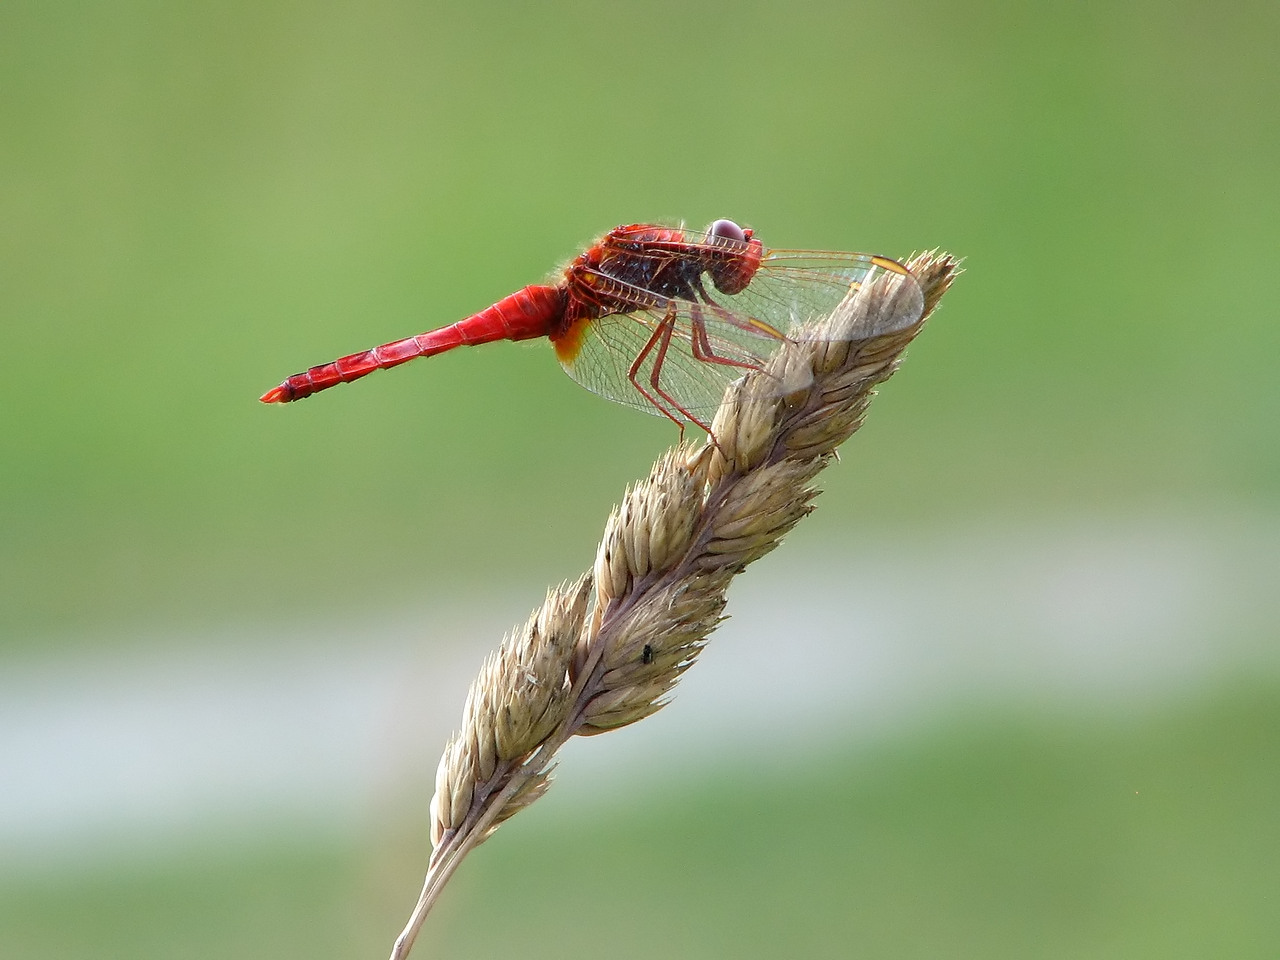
xmin=561 ymin=231 xmax=924 ymax=422
xmin=594 ymin=228 xmax=925 ymax=343
xmin=715 ymin=251 xmax=926 ymax=342
xmin=558 ymin=301 xmax=784 ymax=420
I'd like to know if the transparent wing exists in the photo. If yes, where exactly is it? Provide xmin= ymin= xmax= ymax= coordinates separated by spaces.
xmin=594 ymin=224 xmax=925 ymax=342
xmin=723 ymin=250 xmax=924 ymax=341
xmin=560 ymin=225 xmax=926 ymax=422
xmin=559 ymin=300 xmax=785 ymax=421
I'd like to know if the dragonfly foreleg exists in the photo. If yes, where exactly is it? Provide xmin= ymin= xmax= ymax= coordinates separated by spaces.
xmin=688 ymin=304 xmax=766 ymax=373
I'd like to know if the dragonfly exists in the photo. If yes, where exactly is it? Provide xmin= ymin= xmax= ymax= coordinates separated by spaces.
xmin=259 ymin=219 xmax=924 ymax=430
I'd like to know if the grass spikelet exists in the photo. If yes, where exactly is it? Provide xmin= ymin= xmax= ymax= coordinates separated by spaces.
xmin=388 ymin=250 xmax=960 ymax=960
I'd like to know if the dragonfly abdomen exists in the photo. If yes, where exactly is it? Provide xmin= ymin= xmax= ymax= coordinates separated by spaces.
xmin=259 ymin=284 xmax=565 ymax=403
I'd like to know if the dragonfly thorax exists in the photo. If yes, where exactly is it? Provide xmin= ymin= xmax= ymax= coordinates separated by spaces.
xmin=568 ymin=221 xmax=764 ymax=320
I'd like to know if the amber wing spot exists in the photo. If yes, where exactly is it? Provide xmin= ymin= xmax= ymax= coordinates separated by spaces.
xmin=551 ymin=316 xmax=591 ymax=364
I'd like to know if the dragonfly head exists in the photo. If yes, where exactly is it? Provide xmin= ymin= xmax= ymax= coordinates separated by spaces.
xmin=708 ymin=218 xmax=748 ymax=244
xmin=705 ymin=218 xmax=762 ymax=295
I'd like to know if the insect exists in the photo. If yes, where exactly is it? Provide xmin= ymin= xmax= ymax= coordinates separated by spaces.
xmin=260 ymin=219 xmax=922 ymax=429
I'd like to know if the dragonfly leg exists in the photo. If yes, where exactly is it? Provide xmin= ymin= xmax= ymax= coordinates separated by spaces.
xmin=643 ymin=305 xmax=716 ymax=435
xmin=627 ymin=305 xmax=692 ymax=436
xmin=687 ymin=304 xmax=766 ymax=373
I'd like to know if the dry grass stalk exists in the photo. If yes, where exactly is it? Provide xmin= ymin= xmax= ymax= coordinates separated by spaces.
xmin=389 ymin=251 xmax=960 ymax=960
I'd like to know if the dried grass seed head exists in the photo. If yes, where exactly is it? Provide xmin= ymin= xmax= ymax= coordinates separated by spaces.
xmin=594 ymin=446 xmax=702 ymax=607
xmin=411 ymin=250 xmax=961 ymax=954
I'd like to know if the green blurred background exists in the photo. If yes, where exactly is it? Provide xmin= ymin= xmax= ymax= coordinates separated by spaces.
xmin=2 ymin=1 xmax=1277 ymax=957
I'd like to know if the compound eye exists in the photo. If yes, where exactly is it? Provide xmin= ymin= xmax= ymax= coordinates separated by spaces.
xmin=708 ymin=218 xmax=746 ymax=244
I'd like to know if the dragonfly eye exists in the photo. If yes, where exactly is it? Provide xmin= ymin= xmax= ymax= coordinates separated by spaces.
xmin=708 ymin=219 xmax=747 ymax=245
xmin=705 ymin=219 xmax=760 ymax=294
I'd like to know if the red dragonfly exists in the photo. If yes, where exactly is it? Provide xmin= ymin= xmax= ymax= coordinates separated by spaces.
xmin=260 ymin=219 xmax=923 ymax=429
